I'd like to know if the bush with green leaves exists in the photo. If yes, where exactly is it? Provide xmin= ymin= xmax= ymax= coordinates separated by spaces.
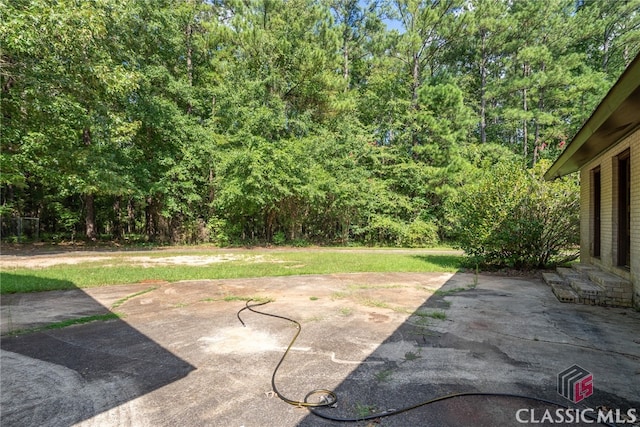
xmin=358 ymin=215 xmax=439 ymax=247
xmin=401 ymin=218 xmax=439 ymax=247
xmin=446 ymin=160 xmax=579 ymax=269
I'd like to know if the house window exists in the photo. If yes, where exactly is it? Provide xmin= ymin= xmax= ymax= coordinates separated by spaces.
xmin=617 ymin=150 xmax=631 ymax=268
xmin=592 ymin=167 xmax=601 ymax=258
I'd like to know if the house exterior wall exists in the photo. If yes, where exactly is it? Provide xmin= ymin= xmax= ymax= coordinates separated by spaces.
xmin=580 ymin=128 xmax=639 ymax=309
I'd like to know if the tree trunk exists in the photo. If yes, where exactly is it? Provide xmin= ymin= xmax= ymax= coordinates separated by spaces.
xmin=522 ymin=63 xmax=529 ymax=160
xmin=411 ymin=53 xmax=420 ymax=108
xmin=85 ymin=193 xmax=97 ymax=240
xmin=82 ymin=126 xmax=97 ymax=240
xmin=209 ymin=168 xmax=215 ymax=204
xmin=113 ymin=196 xmax=123 ymax=240
xmin=479 ymin=32 xmax=487 ymax=144
xmin=411 ymin=53 xmax=420 ymax=147
xmin=186 ymin=20 xmax=194 ymax=114
xmin=533 ymin=79 xmax=545 ymax=167
xmin=343 ymin=37 xmax=350 ymax=89
xmin=127 ymin=198 xmax=135 ymax=234
xmin=145 ymin=196 xmax=156 ymax=240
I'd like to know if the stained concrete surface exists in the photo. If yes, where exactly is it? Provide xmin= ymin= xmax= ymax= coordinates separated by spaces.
xmin=1 ymin=272 xmax=639 ymax=427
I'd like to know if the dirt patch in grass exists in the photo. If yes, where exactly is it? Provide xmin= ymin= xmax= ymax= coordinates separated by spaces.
xmin=0 ymin=254 xmax=275 ymax=269
xmin=127 ymin=254 xmax=268 ymax=268
xmin=0 ymin=256 xmax=114 ymax=269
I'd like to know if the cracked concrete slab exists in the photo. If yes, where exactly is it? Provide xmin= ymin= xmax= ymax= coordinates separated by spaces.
xmin=1 ymin=272 xmax=639 ymax=427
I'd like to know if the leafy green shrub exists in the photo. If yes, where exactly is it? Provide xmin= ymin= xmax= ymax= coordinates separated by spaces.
xmin=273 ymin=231 xmax=286 ymax=245
xmin=207 ymin=216 xmax=231 ymax=246
xmin=291 ymin=238 xmax=310 ymax=247
xmin=446 ymin=160 xmax=579 ymax=269
xmin=358 ymin=215 xmax=439 ymax=247
xmin=401 ymin=219 xmax=439 ymax=247
xmin=361 ymin=215 xmax=404 ymax=246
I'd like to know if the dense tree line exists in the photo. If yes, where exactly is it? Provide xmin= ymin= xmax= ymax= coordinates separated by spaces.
xmin=2 ymin=0 xmax=639 ymax=246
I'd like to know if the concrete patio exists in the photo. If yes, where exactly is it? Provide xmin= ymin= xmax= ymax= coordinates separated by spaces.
xmin=1 ymin=272 xmax=639 ymax=426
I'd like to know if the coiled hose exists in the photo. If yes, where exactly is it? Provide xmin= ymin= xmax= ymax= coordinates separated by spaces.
xmin=237 ymin=300 xmax=617 ymax=426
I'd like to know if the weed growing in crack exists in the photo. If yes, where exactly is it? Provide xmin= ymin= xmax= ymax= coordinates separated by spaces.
xmin=354 ymin=403 xmax=377 ymax=418
xmin=414 ymin=310 xmax=446 ymax=320
xmin=434 ymin=287 xmax=467 ymax=296
xmin=112 ymin=287 xmax=157 ymax=309
xmin=172 ymin=302 xmax=189 ymax=308
xmin=6 ymin=313 xmax=122 ymax=337
xmin=404 ymin=350 xmax=421 ymax=361
xmin=375 ymin=369 xmax=393 ymax=383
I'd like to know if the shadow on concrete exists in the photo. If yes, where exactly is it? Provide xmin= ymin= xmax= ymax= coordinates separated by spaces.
xmin=2 ymin=268 xmax=638 ymax=426
xmin=0 ymin=274 xmax=195 ymax=427
xmin=294 ymin=272 xmax=640 ymax=426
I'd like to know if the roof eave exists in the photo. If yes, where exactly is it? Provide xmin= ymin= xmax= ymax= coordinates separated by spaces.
xmin=544 ymin=54 xmax=640 ymax=181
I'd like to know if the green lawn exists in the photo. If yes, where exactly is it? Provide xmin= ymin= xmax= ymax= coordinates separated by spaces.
xmin=0 ymin=249 xmax=463 ymax=294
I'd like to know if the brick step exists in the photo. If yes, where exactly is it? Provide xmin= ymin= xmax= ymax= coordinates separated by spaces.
xmin=547 ymin=264 xmax=633 ymax=308
xmin=556 ymin=267 xmax=581 ymax=281
xmin=542 ymin=272 xmax=563 ymax=287
xmin=551 ymin=282 xmax=579 ymax=303
xmin=587 ymin=270 xmax=632 ymax=292
xmin=571 ymin=263 xmax=600 ymax=275
xmin=569 ymin=278 xmax=605 ymax=297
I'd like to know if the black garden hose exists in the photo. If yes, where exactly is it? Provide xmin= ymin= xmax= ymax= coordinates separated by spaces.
xmin=237 ymin=299 xmax=338 ymax=408
xmin=237 ymin=300 xmax=618 ymax=426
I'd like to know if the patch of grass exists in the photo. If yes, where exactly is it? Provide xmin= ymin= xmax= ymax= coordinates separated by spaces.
xmin=357 ymin=298 xmax=410 ymax=314
xmin=223 ymin=295 xmax=252 ymax=302
xmin=407 ymin=324 xmax=438 ymax=337
xmin=1 ymin=249 xmax=462 ymax=294
xmin=0 ymin=273 xmax=76 ymax=294
xmin=199 ymin=295 xmax=274 ymax=303
xmin=338 ymin=307 xmax=353 ymax=316
xmin=434 ymin=287 xmax=467 ymax=296
xmin=7 ymin=313 xmax=121 ymax=337
xmin=223 ymin=295 xmax=273 ymax=303
xmin=172 ymin=302 xmax=189 ymax=308
xmin=414 ymin=310 xmax=447 ymax=320
xmin=359 ymin=298 xmax=391 ymax=309
xmin=354 ymin=403 xmax=377 ymax=418
xmin=412 ymin=316 xmax=431 ymax=327
xmin=309 ymin=296 xmax=319 ymax=301
xmin=331 ymin=291 xmax=349 ymax=300
xmin=111 ymin=287 xmax=157 ymax=309
xmin=3 ymin=287 xmax=153 ymax=336
xmin=374 ymin=369 xmax=393 ymax=383
xmin=404 ymin=350 xmax=421 ymax=361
